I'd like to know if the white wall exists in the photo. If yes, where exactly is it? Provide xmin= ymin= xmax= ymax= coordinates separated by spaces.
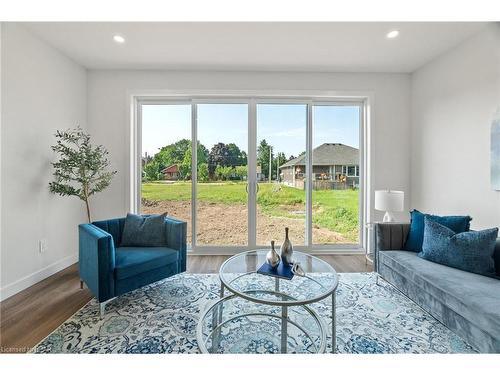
xmin=87 ymin=70 xmax=411 ymax=223
xmin=411 ymin=24 xmax=500 ymax=230
xmin=0 ymin=24 xmax=88 ymax=300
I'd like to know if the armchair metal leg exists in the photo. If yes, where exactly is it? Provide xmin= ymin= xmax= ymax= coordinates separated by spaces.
xmin=80 ymin=280 xmax=84 ymax=289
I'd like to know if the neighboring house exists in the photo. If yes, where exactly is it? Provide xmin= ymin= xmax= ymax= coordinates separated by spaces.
xmin=161 ymin=164 xmax=180 ymax=180
xmin=279 ymin=143 xmax=359 ymax=189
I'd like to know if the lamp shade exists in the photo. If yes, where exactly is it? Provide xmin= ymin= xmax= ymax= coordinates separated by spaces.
xmin=374 ymin=190 xmax=404 ymax=212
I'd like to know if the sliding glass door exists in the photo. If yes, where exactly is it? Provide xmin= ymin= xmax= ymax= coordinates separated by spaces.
xmin=138 ymin=98 xmax=363 ymax=252
xmin=256 ymin=104 xmax=307 ymax=246
xmin=311 ymin=104 xmax=361 ymax=245
xmin=140 ymin=104 xmax=193 ymax=244
xmin=196 ymin=103 xmax=249 ymax=246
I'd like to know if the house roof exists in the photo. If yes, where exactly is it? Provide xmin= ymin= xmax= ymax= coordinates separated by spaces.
xmin=280 ymin=143 xmax=359 ymax=168
xmin=161 ymin=164 xmax=179 ymax=173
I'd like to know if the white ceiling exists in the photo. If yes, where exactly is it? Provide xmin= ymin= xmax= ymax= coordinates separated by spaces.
xmin=22 ymin=22 xmax=488 ymax=73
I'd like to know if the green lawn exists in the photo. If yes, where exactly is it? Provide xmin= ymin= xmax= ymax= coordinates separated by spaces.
xmin=142 ymin=182 xmax=359 ymax=241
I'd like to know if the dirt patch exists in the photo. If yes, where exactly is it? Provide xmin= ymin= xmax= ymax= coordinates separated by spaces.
xmin=141 ymin=199 xmax=349 ymax=246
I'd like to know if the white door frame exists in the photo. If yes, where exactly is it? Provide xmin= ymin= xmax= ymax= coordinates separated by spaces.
xmin=129 ymin=89 xmax=373 ymax=255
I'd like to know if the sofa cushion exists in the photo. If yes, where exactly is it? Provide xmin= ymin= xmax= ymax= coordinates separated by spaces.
xmin=404 ymin=209 xmax=472 ymax=252
xmin=121 ymin=213 xmax=167 ymax=247
xmin=379 ymin=250 xmax=500 ymax=339
xmin=114 ymin=246 xmax=179 ymax=280
xmin=419 ymin=218 xmax=498 ymax=278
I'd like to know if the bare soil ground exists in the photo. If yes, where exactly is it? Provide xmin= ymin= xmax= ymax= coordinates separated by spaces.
xmin=142 ymin=199 xmax=349 ymax=245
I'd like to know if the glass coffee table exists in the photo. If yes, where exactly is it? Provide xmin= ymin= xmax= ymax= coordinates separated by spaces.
xmin=197 ymin=250 xmax=339 ymax=354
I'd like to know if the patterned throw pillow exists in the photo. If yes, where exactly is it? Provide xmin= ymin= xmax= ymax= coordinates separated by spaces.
xmin=121 ymin=213 xmax=168 ymax=247
xmin=418 ymin=217 xmax=498 ymax=278
xmin=404 ymin=209 xmax=472 ymax=252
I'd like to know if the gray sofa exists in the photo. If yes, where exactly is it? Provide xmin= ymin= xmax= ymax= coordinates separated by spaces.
xmin=374 ymin=223 xmax=500 ymax=353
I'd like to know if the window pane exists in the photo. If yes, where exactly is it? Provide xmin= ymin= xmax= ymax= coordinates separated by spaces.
xmin=256 ymin=104 xmax=307 ymax=246
xmin=312 ymin=105 xmax=360 ymax=245
xmin=140 ymin=104 xmax=192 ymax=244
xmin=196 ymin=104 xmax=248 ymax=246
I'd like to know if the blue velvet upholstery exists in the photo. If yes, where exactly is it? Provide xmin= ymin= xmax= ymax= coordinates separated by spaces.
xmin=419 ymin=218 xmax=498 ymax=277
xmin=375 ymin=222 xmax=500 ymax=353
xmin=79 ymin=215 xmax=187 ymax=304
xmin=115 ymin=246 xmax=179 ymax=280
xmin=404 ymin=209 xmax=472 ymax=252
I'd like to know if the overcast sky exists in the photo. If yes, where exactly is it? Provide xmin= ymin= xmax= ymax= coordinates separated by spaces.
xmin=142 ymin=103 xmax=359 ymax=159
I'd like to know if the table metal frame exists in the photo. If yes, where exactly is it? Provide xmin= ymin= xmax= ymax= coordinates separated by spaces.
xmin=196 ymin=250 xmax=338 ymax=354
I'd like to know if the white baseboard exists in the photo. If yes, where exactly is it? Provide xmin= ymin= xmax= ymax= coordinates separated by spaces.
xmin=0 ymin=253 xmax=78 ymax=302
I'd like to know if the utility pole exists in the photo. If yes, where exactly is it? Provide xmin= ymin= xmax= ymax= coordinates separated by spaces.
xmin=276 ymin=154 xmax=280 ymax=182
xmin=269 ymin=146 xmax=272 ymax=183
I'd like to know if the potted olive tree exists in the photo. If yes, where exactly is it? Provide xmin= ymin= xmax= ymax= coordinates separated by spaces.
xmin=49 ymin=127 xmax=117 ymax=223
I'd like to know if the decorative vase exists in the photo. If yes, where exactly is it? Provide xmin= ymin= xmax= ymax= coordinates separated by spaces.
xmin=280 ymin=227 xmax=293 ymax=265
xmin=292 ymin=262 xmax=305 ymax=277
xmin=266 ymin=240 xmax=280 ymax=268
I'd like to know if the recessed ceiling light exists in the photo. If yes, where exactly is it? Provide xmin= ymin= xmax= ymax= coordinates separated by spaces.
xmin=113 ymin=35 xmax=126 ymax=44
xmin=386 ymin=30 xmax=399 ymax=39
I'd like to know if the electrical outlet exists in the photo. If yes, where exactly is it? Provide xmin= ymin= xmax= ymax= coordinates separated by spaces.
xmin=39 ymin=239 xmax=47 ymax=253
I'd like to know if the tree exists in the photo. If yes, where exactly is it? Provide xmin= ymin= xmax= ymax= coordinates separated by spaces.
xmin=179 ymin=141 xmax=209 ymax=180
xmin=257 ymin=139 xmax=273 ymax=180
xmin=215 ymin=165 xmax=233 ymax=181
xmin=198 ymin=163 xmax=209 ymax=182
xmin=226 ymin=143 xmax=246 ymax=166
xmin=153 ymin=139 xmax=191 ymax=171
xmin=234 ymin=165 xmax=248 ymax=180
xmin=274 ymin=152 xmax=287 ymax=181
xmin=49 ymin=127 xmax=117 ymax=223
xmin=143 ymin=160 xmax=161 ymax=182
xmin=208 ymin=143 xmax=230 ymax=177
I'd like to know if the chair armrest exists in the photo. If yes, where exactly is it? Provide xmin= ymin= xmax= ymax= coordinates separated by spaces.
xmin=79 ymin=223 xmax=116 ymax=302
xmin=374 ymin=223 xmax=410 ymax=272
xmin=164 ymin=217 xmax=187 ymax=273
xmin=494 ymin=238 xmax=500 ymax=277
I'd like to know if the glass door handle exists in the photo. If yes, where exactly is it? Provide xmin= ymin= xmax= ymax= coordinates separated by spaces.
xmin=246 ymin=182 xmax=259 ymax=194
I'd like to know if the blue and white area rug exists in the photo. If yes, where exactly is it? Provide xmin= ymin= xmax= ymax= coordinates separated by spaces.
xmin=31 ymin=273 xmax=475 ymax=354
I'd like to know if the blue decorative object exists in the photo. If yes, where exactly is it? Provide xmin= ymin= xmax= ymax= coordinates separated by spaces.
xmin=78 ymin=215 xmax=186 ymax=310
xmin=404 ymin=209 xmax=472 ymax=252
xmin=30 ymin=273 xmax=476 ymax=354
xmin=257 ymin=261 xmax=294 ymax=280
xmin=121 ymin=212 xmax=168 ymax=247
xmin=418 ymin=218 xmax=498 ymax=278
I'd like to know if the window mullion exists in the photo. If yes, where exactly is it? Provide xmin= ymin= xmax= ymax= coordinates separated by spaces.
xmin=306 ymin=103 xmax=313 ymax=249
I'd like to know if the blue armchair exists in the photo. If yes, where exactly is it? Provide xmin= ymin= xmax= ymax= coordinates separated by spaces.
xmin=78 ymin=215 xmax=187 ymax=317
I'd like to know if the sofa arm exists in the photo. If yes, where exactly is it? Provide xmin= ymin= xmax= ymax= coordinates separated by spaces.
xmin=79 ymin=224 xmax=116 ymax=303
xmin=494 ymin=238 xmax=500 ymax=277
xmin=374 ymin=223 xmax=410 ymax=272
xmin=164 ymin=217 xmax=187 ymax=273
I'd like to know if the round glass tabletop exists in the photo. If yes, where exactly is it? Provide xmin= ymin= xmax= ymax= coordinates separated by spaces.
xmin=219 ymin=250 xmax=339 ymax=306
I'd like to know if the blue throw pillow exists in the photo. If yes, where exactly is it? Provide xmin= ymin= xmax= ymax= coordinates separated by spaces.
xmin=121 ymin=213 xmax=168 ymax=247
xmin=404 ymin=209 xmax=472 ymax=252
xmin=418 ymin=217 xmax=498 ymax=278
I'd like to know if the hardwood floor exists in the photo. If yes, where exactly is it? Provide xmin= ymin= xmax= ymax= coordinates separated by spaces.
xmin=0 ymin=254 xmax=371 ymax=353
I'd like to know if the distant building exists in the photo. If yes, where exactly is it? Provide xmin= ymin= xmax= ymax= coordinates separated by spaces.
xmin=161 ymin=164 xmax=180 ymax=180
xmin=279 ymin=143 xmax=359 ymax=189
xmin=256 ymin=165 xmax=265 ymax=181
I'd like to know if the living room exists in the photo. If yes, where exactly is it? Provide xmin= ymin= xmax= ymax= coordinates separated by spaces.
xmin=1 ymin=0 xmax=499 ymax=372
